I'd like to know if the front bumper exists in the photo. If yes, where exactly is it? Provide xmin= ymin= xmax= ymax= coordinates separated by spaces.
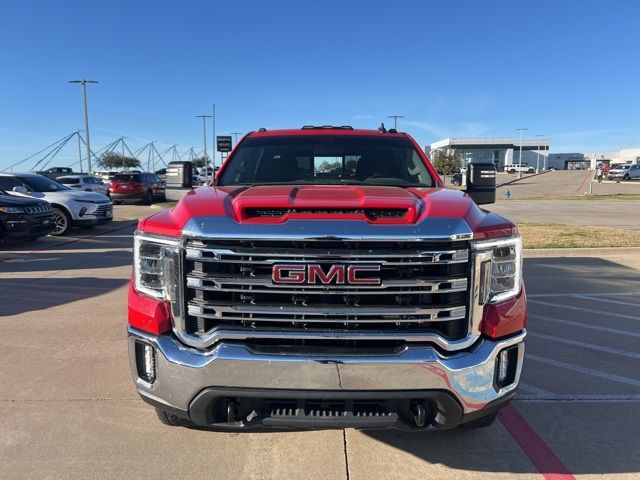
xmin=1 ymin=213 xmax=55 ymax=239
xmin=128 ymin=327 xmax=525 ymax=429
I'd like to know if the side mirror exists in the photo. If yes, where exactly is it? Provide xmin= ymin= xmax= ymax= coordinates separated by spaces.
xmin=12 ymin=186 xmax=28 ymax=193
xmin=465 ymin=163 xmax=496 ymax=205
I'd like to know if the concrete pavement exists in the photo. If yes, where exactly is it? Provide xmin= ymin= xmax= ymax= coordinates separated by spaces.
xmin=1 ymin=206 xmax=639 ymax=479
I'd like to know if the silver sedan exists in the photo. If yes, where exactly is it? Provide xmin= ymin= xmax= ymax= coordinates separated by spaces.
xmin=57 ymin=175 xmax=110 ymax=196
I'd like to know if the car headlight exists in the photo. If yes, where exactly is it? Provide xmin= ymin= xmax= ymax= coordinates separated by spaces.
xmin=133 ymin=233 xmax=181 ymax=299
xmin=0 ymin=206 xmax=24 ymax=214
xmin=473 ymin=236 xmax=522 ymax=304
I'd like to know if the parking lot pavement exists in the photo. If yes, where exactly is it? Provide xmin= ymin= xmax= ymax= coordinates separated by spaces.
xmin=491 ymin=200 xmax=640 ymax=230
xmin=1 ymin=217 xmax=639 ymax=479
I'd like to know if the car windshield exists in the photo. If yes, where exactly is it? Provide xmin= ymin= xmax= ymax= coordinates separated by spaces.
xmin=113 ymin=174 xmax=141 ymax=181
xmin=58 ymin=177 xmax=80 ymax=184
xmin=218 ymin=135 xmax=436 ymax=187
xmin=19 ymin=176 xmax=69 ymax=192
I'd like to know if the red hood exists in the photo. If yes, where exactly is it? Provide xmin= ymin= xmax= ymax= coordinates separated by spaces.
xmin=139 ymin=185 xmax=515 ymax=240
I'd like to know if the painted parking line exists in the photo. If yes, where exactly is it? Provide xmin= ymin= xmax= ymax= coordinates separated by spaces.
xmin=527 ymin=331 xmax=640 ymax=359
xmin=528 ymin=299 xmax=640 ymax=321
xmin=519 ymin=382 xmax=554 ymax=396
xmin=530 ymin=313 xmax=640 ymax=338
xmin=527 ymin=354 xmax=640 ymax=387
xmin=0 ymin=222 xmax=137 ymax=264
xmin=498 ymin=404 xmax=575 ymax=480
xmin=574 ymin=294 xmax=640 ymax=307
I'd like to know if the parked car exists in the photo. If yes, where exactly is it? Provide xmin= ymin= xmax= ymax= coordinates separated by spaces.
xmin=0 ymin=189 xmax=55 ymax=242
xmin=0 ymin=173 xmax=112 ymax=235
xmin=506 ymin=163 xmax=535 ymax=174
xmin=607 ymin=163 xmax=640 ymax=181
xmin=109 ymin=172 xmax=165 ymax=205
xmin=35 ymin=166 xmax=79 ymax=179
xmin=57 ymin=175 xmax=110 ymax=196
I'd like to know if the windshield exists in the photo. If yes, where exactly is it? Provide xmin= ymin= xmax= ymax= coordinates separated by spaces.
xmin=58 ymin=177 xmax=80 ymax=184
xmin=113 ymin=174 xmax=141 ymax=181
xmin=19 ymin=176 xmax=69 ymax=192
xmin=218 ymin=135 xmax=435 ymax=187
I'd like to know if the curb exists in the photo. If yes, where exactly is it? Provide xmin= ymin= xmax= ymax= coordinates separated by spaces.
xmin=498 ymin=170 xmax=550 ymax=188
xmin=524 ymin=247 xmax=640 ymax=258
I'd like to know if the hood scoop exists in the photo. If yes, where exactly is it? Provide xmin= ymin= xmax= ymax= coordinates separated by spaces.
xmin=230 ymin=185 xmax=422 ymax=224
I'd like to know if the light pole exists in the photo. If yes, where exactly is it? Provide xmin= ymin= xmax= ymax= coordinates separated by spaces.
xmin=515 ymin=128 xmax=528 ymax=178
xmin=195 ymin=114 xmax=213 ymax=182
xmin=544 ymin=138 xmax=549 ymax=170
xmin=69 ymin=79 xmax=98 ymax=173
xmin=76 ymin=130 xmax=84 ymax=172
xmin=387 ymin=115 xmax=404 ymax=130
xmin=121 ymin=137 xmax=127 ymax=169
xmin=535 ymin=134 xmax=545 ymax=172
xmin=229 ymin=132 xmax=243 ymax=146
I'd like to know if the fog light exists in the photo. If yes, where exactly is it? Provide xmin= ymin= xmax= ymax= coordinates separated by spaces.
xmin=79 ymin=207 xmax=87 ymax=217
xmin=135 ymin=341 xmax=156 ymax=383
xmin=495 ymin=345 xmax=518 ymax=389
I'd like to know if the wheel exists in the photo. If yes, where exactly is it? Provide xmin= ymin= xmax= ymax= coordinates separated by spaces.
xmin=155 ymin=408 xmax=192 ymax=427
xmin=143 ymin=190 xmax=154 ymax=205
xmin=463 ymin=412 xmax=497 ymax=428
xmin=623 ymin=174 xmax=630 ymax=181
xmin=508 ymin=169 xmax=516 ymax=174
xmin=51 ymin=207 xmax=71 ymax=236
xmin=528 ymin=169 xmax=534 ymax=173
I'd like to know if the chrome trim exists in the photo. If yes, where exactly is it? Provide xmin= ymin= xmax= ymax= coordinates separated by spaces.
xmin=182 ymin=216 xmax=474 ymax=242
xmin=186 ymin=273 xmax=468 ymax=295
xmin=129 ymin=326 xmax=526 ymax=414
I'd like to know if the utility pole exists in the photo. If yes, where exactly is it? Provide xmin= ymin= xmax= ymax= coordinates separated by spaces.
xmin=121 ymin=137 xmax=127 ymax=170
xmin=535 ymin=134 xmax=545 ymax=172
xmin=386 ymin=115 xmax=404 ymax=130
xmin=68 ymin=79 xmax=98 ymax=173
xmin=76 ymin=130 xmax=84 ymax=172
xmin=195 ymin=114 xmax=213 ymax=182
xmin=515 ymin=128 xmax=528 ymax=179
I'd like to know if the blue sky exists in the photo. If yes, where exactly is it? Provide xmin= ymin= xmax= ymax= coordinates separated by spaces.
xmin=1 ymin=0 xmax=638 ymax=171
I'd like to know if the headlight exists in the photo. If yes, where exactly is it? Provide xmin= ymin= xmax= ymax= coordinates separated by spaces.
xmin=0 ymin=206 xmax=24 ymax=214
xmin=473 ymin=236 xmax=522 ymax=304
xmin=133 ymin=233 xmax=181 ymax=299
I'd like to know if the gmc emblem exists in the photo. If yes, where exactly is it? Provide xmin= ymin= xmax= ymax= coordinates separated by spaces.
xmin=272 ymin=264 xmax=381 ymax=285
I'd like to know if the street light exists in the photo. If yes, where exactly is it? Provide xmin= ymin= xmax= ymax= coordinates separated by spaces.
xmin=535 ymin=134 xmax=545 ymax=172
xmin=515 ymin=128 xmax=528 ymax=179
xmin=69 ymin=80 xmax=98 ymax=173
xmin=229 ymin=132 xmax=243 ymax=146
xmin=195 ymin=114 xmax=213 ymax=182
xmin=386 ymin=115 xmax=404 ymax=130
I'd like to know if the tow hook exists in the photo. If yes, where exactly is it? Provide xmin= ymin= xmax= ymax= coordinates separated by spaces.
xmin=227 ymin=399 xmax=239 ymax=423
xmin=411 ymin=402 xmax=426 ymax=427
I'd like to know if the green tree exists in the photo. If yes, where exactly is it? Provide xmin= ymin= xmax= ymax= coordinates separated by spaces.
xmin=99 ymin=152 xmax=141 ymax=169
xmin=432 ymin=150 xmax=460 ymax=175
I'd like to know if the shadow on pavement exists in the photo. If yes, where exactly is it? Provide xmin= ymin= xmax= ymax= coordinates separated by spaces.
xmin=0 ymin=276 xmax=129 ymax=317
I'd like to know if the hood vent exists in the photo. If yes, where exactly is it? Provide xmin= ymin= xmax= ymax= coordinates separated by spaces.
xmin=245 ymin=207 xmax=408 ymax=221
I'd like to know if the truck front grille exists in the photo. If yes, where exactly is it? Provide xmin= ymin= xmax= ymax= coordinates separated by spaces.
xmin=179 ymin=238 xmax=473 ymax=350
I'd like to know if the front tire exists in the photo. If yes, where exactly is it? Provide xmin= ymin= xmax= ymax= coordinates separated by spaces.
xmin=144 ymin=190 xmax=154 ymax=205
xmin=623 ymin=174 xmax=630 ymax=181
xmin=51 ymin=207 xmax=71 ymax=236
xmin=508 ymin=169 xmax=516 ymax=174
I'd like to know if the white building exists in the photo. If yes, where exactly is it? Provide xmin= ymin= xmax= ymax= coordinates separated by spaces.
xmin=429 ymin=137 xmax=550 ymax=170
xmin=584 ymin=147 xmax=640 ymax=168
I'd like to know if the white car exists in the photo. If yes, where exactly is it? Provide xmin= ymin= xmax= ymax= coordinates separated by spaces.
xmin=57 ymin=175 xmax=110 ymax=196
xmin=607 ymin=163 xmax=640 ymax=181
xmin=0 ymin=173 xmax=113 ymax=235
xmin=506 ymin=163 xmax=535 ymax=174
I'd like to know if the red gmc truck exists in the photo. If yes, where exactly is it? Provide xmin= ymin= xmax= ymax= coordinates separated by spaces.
xmin=128 ymin=126 xmax=526 ymax=430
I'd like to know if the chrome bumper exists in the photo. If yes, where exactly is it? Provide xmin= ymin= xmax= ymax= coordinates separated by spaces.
xmin=129 ymin=327 xmax=525 ymax=415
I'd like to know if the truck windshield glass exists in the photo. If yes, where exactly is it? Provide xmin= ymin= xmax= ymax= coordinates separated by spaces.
xmin=18 ymin=176 xmax=69 ymax=192
xmin=218 ymin=135 xmax=435 ymax=187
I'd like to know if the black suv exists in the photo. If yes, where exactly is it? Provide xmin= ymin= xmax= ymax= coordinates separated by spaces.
xmin=0 ymin=190 xmax=55 ymax=242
